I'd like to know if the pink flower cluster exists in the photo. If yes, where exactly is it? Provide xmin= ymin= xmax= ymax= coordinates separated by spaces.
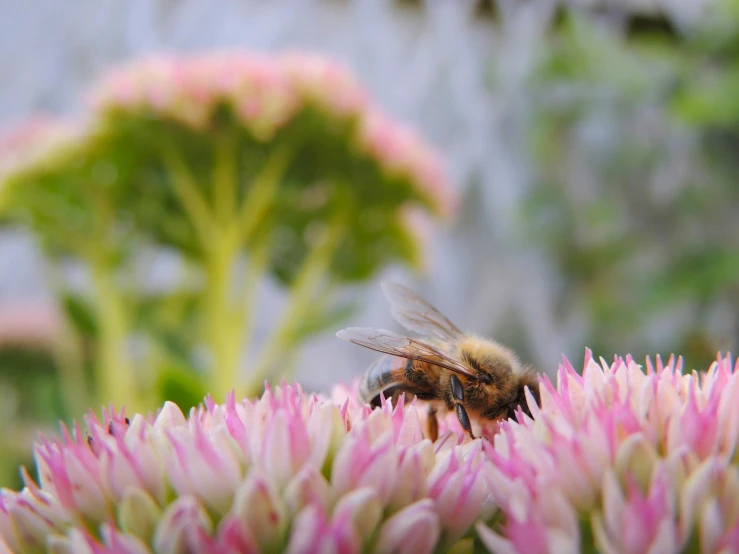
xmin=0 ymin=117 xmax=80 ymax=183
xmin=0 ymin=384 xmax=491 ymax=554
xmin=88 ymin=52 xmax=454 ymax=218
xmin=478 ymin=351 xmax=739 ymax=554
xmin=0 ymin=302 xmax=61 ymax=350
xmin=1 ymin=351 xmax=737 ymax=553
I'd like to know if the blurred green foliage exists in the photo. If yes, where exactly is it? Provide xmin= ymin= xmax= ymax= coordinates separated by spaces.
xmin=524 ymin=2 xmax=739 ymax=371
xmin=0 ymin=346 xmax=61 ymax=490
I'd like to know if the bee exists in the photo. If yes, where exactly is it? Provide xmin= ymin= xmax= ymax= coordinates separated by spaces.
xmin=336 ymin=281 xmax=541 ymax=441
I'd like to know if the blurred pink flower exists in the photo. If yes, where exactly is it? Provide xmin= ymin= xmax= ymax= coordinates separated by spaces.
xmin=0 ymin=302 xmax=61 ymax=350
xmin=87 ymin=51 xmax=455 ymax=221
xmin=2 ymin=351 xmax=738 ymax=552
xmin=0 ymin=118 xmax=80 ymax=184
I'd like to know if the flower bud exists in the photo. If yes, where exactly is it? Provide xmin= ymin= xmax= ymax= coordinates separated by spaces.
xmin=332 ymin=487 xmax=382 ymax=543
xmin=615 ymin=433 xmax=658 ymax=493
xmin=376 ymin=499 xmax=440 ymax=554
xmin=283 ymin=465 xmax=330 ymax=516
xmin=118 ymin=488 xmax=161 ymax=542
xmin=232 ymin=472 xmax=287 ymax=550
xmin=153 ymin=495 xmax=212 ymax=554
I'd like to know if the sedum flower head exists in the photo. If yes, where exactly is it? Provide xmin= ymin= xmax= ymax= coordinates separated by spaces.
xmin=0 ymin=384 xmax=489 ymax=554
xmin=2 ymin=351 xmax=738 ymax=553
xmin=0 ymin=117 xmax=83 ymax=206
xmin=87 ymin=51 xmax=454 ymax=219
xmin=478 ymin=351 xmax=739 ymax=554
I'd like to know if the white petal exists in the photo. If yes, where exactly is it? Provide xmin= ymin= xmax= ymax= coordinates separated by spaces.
xmin=395 ymin=404 xmax=424 ymax=446
xmin=680 ymin=459 xmax=714 ymax=534
xmin=154 ymin=402 xmax=187 ymax=429
xmin=262 ymin=411 xmax=294 ymax=488
xmin=388 ymin=440 xmax=434 ymax=510
xmin=548 ymin=528 xmax=581 ymax=554
xmin=153 ymin=495 xmax=212 ymax=554
xmin=285 ymin=505 xmax=330 ymax=554
xmin=602 ymin=470 xmax=625 ymax=538
xmin=646 ymin=519 xmax=678 ymax=554
xmin=721 ymin=466 xmax=739 ymax=525
xmin=474 ymin=522 xmax=517 ymax=554
xmin=591 ymin=514 xmax=619 ymax=554
xmin=46 ymin=535 xmax=76 ymax=554
xmin=62 ymin=449 xmax=107 ymax=519
xmin=48 ymin=529 xmax=94 ymax=554
xmin=0 ymin=537 xmax=13 ymax=554
xmin=332 ymin=487 xmax=381 ymax=541
xmin=699 ymin=499 xmax=724 ymax=554
xmin=118 ymin=488 xmax=161 ymax=542
xmin=232 ymin=472 xmax=287 ymax=550
xmin=376 ymin=499 xmax=440 ymax=554
xmin=283 ymin=466 xmax=330 ymax=516
xmin=100 ymin=525 xmax=152 ymax=554
xmin=615 ymin=433 xmax=657 ymax=493
xmin=7 ymin=494 xmax=62 ymax=552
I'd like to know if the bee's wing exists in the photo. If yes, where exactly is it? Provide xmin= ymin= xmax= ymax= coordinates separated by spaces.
xmin=381 ymin=281 xmax=463 ymax=342
xmin=337 ymin=327 xmax=476 ymax=378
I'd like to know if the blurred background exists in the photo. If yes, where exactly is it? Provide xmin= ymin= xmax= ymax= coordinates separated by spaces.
xmin=1 ymin=0 xmax=738 ymax=487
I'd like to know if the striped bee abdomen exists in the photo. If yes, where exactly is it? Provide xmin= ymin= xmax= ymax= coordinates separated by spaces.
xmin=359 ymin=356 xmax=438 ymax=408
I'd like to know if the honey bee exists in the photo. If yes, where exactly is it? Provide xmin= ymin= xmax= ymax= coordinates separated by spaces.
xmin=337 ymin=281 xmax=541 ymax=441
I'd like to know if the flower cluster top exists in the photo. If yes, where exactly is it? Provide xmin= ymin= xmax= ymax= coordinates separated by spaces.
xmin=1 ymin=351 xmax=738 ymax=553
xmin=0 ymin=52 xmax=456 ymax=282
xmin=86 ymin=52 xmax=455 ymax=218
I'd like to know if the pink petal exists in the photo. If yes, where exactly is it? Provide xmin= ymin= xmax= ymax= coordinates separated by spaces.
xmin=506 ymin=516 xmax=553 ymax=554
xmin=152 ymin=495 xmax=212 ymax=554
xmin=332 ymin=487 xmax=381 ymax=543
xmin=283 ymin=466 xmax=330 ymax=515
xmin=215 ymin=515 xmax=259 ymax=554
xmin=387 ymin=440 xmax=434 ymax=510
xmin=475 ymin=522 xmax=517 ymax=554
xmin=232 ymin=472 xmax=287 ymax=550
xmin=100 ymin=524 xmax=152 ymax=554
xmin=376 ymin=499 xmax=440 ymax=554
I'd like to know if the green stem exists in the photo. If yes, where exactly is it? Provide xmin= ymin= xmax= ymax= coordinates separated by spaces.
xmin=579 ymin=515 xmax=598 ymax=554
xmin=163 ymin=136 xmax=240 ymax=400
xmin=53 ymin=323 xmax=90 ymax=418
xmin=214 ymin=131 xmax=237 ymax=224
xmin=205 ymin=145 xmax=291 ymax=399
xmin=203 ymin=235 xmax=242 ymax=401
xmin=206 ymin=133 xmax=242 ymax=399
xmin=42 ymin=258 xmax=91 ymax=418
xmin=245 ymin=212 xmax=347 ymax=395
xmin=240 ymin=145 xmax=292 ymax=244
xmin=238 ymin=237 xmax=271 ymax=365
xmin=162 ymin=143 xmax=214 ymax=248
xmin=90 ymin=258 xmax=140 ymax=413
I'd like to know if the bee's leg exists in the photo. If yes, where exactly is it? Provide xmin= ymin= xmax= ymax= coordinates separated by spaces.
xmin=455 ymin=404 xmax=476 ymax=439
xmin=450 ymin=375 xmax=476 ymax=439
xmin=426 ymin=405 xmax=439 ymax=442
